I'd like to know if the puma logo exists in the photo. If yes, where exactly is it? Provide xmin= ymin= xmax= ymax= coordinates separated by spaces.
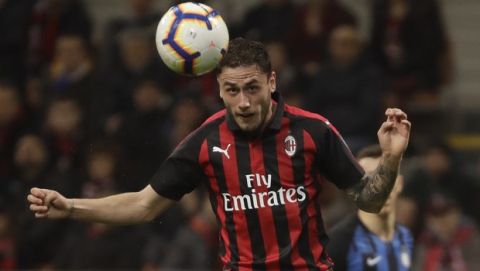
xmin=212 ymin=144 xmax=231 ymax=159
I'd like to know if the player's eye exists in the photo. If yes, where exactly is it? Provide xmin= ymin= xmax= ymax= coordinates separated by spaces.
xmin=226 ymin=88 xmax=238 ymax=95
xmin=246 ymin=86 xmax=259 ymax=93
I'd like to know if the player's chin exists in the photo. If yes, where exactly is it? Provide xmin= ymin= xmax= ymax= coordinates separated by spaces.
xmin=236 ymin=118 xmax=257 ymax=129
xmin=237 ymin=122 xmax=262 ymax=136
xmin=238 ymin=124 xmax=257 ymax=132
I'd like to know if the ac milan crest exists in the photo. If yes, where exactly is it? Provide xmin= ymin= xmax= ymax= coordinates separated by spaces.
xmin=284 ymin=135 xmax=297 ymax=157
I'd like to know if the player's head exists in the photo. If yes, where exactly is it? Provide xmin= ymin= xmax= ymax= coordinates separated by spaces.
xmin=216 ymin=38 xmax=276 ymax=136
xmin=357 ymin=145 xmax=404 ymax=216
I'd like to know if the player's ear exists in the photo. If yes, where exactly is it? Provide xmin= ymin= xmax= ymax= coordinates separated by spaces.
xmin=269 ymin=71 xmax=276 ymax=93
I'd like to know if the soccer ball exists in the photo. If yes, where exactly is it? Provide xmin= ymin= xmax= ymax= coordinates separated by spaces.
xmin=155 ymin=2 xmax=229 ymax=76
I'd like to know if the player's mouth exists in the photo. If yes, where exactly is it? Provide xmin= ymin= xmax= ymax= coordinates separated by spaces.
xmin=237 ymin=112 xmax=255 ymax=120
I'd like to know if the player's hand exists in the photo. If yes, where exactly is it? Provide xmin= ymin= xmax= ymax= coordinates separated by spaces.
xmin=378 ymin=108 xmax=411 ymax=158
xmin=27 ymin=188 xmax=73 ymax=219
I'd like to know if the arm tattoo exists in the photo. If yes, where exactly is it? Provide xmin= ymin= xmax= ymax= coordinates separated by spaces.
xmin=346 ymin=155 xmax=400 ymax=213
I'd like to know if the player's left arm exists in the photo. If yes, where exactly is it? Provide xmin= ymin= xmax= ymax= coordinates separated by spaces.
xmin=346 ymin=108 xmax=411 ymax=213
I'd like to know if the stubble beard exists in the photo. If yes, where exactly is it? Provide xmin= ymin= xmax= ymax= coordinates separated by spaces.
xmin=226 ymin=99 xmax=271 ymax=138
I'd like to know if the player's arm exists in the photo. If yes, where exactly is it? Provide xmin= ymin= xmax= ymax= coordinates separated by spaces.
xmin=345 ymin=154 xmax=400 ymax=212
xmin=27 ymin=185 xmax=172 ymax=224
xmin=345 ymin=108 xmax=411 ymax=213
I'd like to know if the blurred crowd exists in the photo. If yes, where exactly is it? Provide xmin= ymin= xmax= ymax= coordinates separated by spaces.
xmin=0 ymin=0 xmax=479 ymax=270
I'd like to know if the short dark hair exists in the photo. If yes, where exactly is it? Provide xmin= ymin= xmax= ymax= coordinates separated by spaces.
xmin=217 ymin=37 xmax=272 ymax=75
xmin=356 ymin=144 xmax=382 ymax=160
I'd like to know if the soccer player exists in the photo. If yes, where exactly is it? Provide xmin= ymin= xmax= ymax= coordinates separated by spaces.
xmin=327 ymin=145 xmax=414 ymax=271
xmin=27 ymin=38 xmax=411 ymax=270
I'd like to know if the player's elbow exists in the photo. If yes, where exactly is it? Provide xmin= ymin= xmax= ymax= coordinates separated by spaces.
xmin=132 ymin=202 xmax=160 ymax=223
xmin=136 ymin=200 xmax=161 ymax=223
xmin=142 ymin=211 xmax=157 ymax=222
xmin=136 ymin=188 xmax=172 ymax=222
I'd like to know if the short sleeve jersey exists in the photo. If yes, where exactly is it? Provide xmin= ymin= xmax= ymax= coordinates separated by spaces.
xmin=150 ymin=91 xmax=365 ymax=271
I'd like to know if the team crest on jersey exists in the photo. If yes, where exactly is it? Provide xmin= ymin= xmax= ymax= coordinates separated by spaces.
xmin=284 ymin=135 xmax=297 ymax=157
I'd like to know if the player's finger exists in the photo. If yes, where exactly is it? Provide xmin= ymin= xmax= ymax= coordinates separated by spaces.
xmin=43 ymin=191 xmax=57 ymax=206
xmin=27 ymin=194 xmax=43 ymax=205
xmin=385 ymin=108 xmax=393 ymax=121
xmin=385 ymin=108 xmax=407 ymax=123
xmin=378 ymin=121 xmax=394 ymax=134
xmin=385 ymin=108 xmax=392 ymax=115
xmin=392 ymin=108 xmax=407 ymax=120
xmin=30 ymin=187 xmax=46 ymax=198
xmin=30 ymin=204 xmax=48 ymax=212
xmin=401 ymin=119 xmax=412 ymax=130
xmin=386 ymin=107 xmax=405 ymax=114
xmin=35 ymin=212 xmax=48 ymax=218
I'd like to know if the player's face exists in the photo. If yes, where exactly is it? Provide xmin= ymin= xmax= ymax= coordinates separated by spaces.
xmin=218 ymin=65 xmax=276 ymax=136
xmin=358 ymin=157 xmax=403 ymax=216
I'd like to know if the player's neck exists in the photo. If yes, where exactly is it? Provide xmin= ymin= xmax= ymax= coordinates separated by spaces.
xmin=265 ymin=101 xmax=276 ymax=126
xmin=358 ymin=210 xmax=396 ymax=241
xmin=259 ymin=101 xmax=276 ymax=133
xmin=244 ymin=102 xmax=276 ymax=139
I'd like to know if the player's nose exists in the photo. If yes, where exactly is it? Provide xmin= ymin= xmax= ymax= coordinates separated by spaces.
xmin=238 ymin=92 xmax=250 ymax=110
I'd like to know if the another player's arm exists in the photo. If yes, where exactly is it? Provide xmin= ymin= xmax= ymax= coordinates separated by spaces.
xmin=27 ymin=185 xmax=172 ymax=224
xmin=345 ymin=108 xmax=410 ymax=213
xmin=345 ymin=154 xmax=400 ymax=213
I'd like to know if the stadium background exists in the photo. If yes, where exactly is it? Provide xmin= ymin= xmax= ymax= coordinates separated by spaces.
xmin=0 ymin=0 xmax=479 ymax=269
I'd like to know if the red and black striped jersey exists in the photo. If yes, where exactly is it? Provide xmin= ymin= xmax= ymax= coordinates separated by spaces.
xmin=150 ymin=91 xmax=365 ymax=271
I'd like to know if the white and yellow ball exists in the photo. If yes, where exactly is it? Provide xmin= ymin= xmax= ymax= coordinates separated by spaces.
xmin=155 ymin=2 xmax=229 ymax=76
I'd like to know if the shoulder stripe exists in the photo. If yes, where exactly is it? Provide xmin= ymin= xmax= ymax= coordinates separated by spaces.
xmin=174 ymin=110 xmax=225 ymax=153
xmin=203 ymin=109 xmax=226 ymax=125
xmin=285 ymin=105 xmax=343 ymax=138
xmin=284 ymin=105 xmax=328 ymax=122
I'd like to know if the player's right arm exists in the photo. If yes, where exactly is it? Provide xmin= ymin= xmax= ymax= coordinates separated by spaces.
xmin=28 ymin=118 xmax=209 ymax=223
xmin=27 ymin=185 xmax=172 ymax=224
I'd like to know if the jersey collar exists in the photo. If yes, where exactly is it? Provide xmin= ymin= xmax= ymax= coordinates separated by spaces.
xmin=226 ymin=91 xmax=284 ymax=132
